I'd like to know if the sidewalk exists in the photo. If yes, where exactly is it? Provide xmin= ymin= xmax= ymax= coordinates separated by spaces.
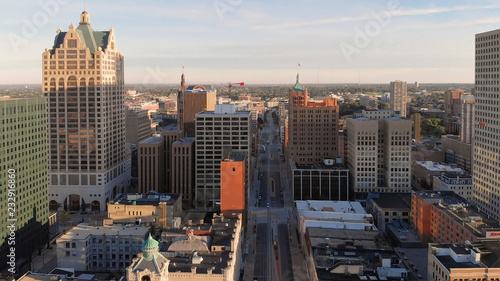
xmin=31 ymin=246 xmax=57 ymax=273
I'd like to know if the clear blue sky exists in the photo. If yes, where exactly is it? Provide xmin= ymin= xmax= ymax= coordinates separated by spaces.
xmin=1 ymin=0 xmax=500 ymax=85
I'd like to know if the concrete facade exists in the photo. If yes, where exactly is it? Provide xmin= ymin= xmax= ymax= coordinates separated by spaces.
xmin=390 ymin=80 xmax=407 ymax=118
xmin=126 ymin=108 xmax=151 ymax=145
xmin=460 ymin=95 xmax=474 ymax=145
xmin=195 ymin=105 xmax=251 ymax=209
xmin=56 ymin=223 xmax=149 ymax=272
xmin=474 ymin=29 xmax=500 ymax=221
xmin=441 ymin=134 xmax=473 ymax=173
xmin=346 ymin=116 xmax=412 ymax=198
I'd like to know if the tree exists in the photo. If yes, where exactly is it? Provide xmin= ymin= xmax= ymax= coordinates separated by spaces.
xmin=421 ymin=119 xmax=445 ymax=138
xmin=378 ymin=102 xmax=390 ymax=109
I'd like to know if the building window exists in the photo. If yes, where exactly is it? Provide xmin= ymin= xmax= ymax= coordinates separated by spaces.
xmin=67 ymin=39 xmax=77 ymax=48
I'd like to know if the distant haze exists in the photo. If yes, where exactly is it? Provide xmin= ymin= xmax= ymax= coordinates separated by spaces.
xmin=1 ymin=1 xmax=498 ymax=84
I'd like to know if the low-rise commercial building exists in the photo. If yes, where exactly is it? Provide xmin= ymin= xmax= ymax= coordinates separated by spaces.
xmin=291 ymin=160 xmax=350 ymax=201
xmin=411 ymin=191 xmax=500 ymax=245
xmin=433 ymin=173 xmax=473 ymax=201
xmin=366 ymin=193 xmax=411 ymax=232
xmin=127 ymin=213 xmax=243 ymax=281
xmin=412 ymin=161 xmax=463 ymax=189
xmin=107 ymin=191 xmax=182 ymax=230
xmin=427 ymin=241 xmax=500 ymax=281
xmin=296 ymin=201 xmax=406 ymax=280
xmin=56 ymin=223 xmax=149 ymax=272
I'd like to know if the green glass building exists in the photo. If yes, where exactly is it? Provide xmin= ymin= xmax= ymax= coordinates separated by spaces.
xmin=0 ymin=98 xmax=49 ymax=276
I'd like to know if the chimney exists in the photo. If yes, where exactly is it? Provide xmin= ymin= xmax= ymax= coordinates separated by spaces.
xmin=188 ymin=219 xmax=192 ymax=225
xmin=200 ymin=219 xmax=204 ymax=225
xmin=191 ymin=266 xmax=197 ymax=274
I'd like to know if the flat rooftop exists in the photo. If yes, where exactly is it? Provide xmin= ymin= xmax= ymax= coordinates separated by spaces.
xmin=296 ymin=200 xmax=366 ymax=214
xmin=58 ymin=223 xmax=149 ymax=241
xmin=416 ymin=161 xmax=463 ymax=172
xmin=173 ymin=137 xmax=195 ymax=144
xmin=158 ymin=123 xmax=179 ymax=132
xmin=139 ymin=136 xmax=163 ymax=145
xmin=415 ymin=191 xmax=500 ymax=237
xmin=223 ymin=150 xmax=247 ymax=162
xmin=370 ymin=193 xmax=411 ymax=210
xmin=111 ymin=191 xmax=180 ymax=206
xmin=160 ymin=213 xmax=242 ymax=275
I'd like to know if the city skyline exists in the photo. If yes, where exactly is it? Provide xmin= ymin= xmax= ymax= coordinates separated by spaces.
xmin=3 ymin=1 xmax=500 ymax=85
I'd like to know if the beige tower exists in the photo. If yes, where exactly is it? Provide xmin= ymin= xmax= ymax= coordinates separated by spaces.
xmin=390 ymin=80 xmax=408 ymax=118
xmin=347 ymin=114 xmax=412 ymax=200
xmin=43 ymin=12 xmax=130 ymax=211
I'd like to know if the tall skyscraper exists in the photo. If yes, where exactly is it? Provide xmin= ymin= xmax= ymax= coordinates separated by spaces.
xmin=43 ymin=12 xmax=130 ymax=211
xmin=346 ymin=113 xmax=412 ymax=199
xmin=177 ymin=74 xmax=217 ymax=137
xmin=195 ymin=104 xmax=251 ymax=209
xmin=389 ymin=80 xmax=407 ymax=118
xmin=287 ymin=74 xmax=339 ymax=166
xmin=460 ymin=95 xmax=475 ymax=145
xmin=0 ymin=98 xmax=49 ymax=274
xmin=473 ymin=29 xmax=500 ymax=221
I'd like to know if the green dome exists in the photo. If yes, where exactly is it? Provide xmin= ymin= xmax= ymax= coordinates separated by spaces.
xmin=142 ymin=233 xmax=159 ymax=260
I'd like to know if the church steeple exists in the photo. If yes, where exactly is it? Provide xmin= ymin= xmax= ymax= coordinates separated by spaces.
xmin=80 ymin=11 xmax=90 ymax=24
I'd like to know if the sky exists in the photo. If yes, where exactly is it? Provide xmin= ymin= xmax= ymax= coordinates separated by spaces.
xmin=1 ymin=0 xmax=500 ymax=85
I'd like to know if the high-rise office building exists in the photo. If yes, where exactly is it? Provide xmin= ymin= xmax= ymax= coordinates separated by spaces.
xmin=171 ymin=137 xmax=195 ymax=206
xmin=346 ymin=114 xmax=412 ymax=199
xmin=287 ymin=74 xmax=339 ymax=166
xmin=473 ymin=29 xmax=500 ymax=221
xmin=195 ymin=104 xmax=251 ymax=209
xmin=177 ymin=74 xmax=217 ymax=137
xmin=460 ymin=95 xmax=475 ymax=145
xmin=389 ymin=80 xmax=407 ymax=118
xmin=0 ymin=98 xmax=49 ymax=274
xmin=159 ymin=127 xmax=182 ymax=193
xmin=138 ymin=136 xmax=164 ymax=193
xmin=125 ymin=108 xmax=151 ymax=145
xmin=43 ymin=12 xmax=130 ymax=211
